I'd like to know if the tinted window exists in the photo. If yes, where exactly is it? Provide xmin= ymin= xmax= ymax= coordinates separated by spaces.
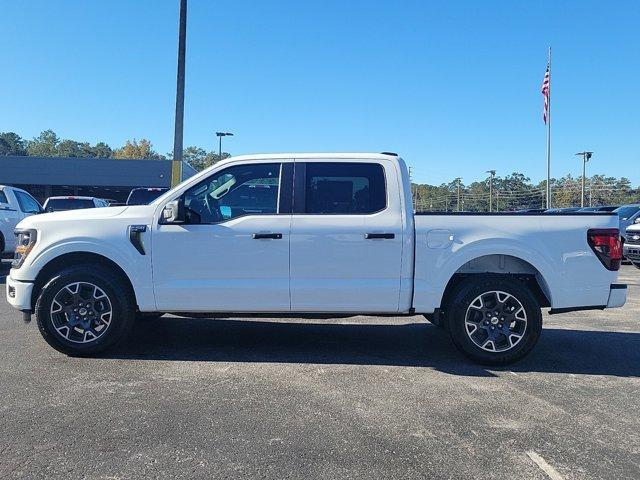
xmin=127 ymin=188 xmax=168 ymax=205
xmin=0 ymin=191 xmax=8 ymax=204
xmin=304 ymin=162 xmax=386 ymax=214
xmin=15 ymin=191 xmax=42 ymax=214
xmin=44 ymin=198 xmax=95 ymax=212
xmin=183 ymin=163 xmax=281 ymax=224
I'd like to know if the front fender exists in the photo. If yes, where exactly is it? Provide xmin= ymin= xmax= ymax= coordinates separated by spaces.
xmin=13 ymin=238 xmax=156 ymax=311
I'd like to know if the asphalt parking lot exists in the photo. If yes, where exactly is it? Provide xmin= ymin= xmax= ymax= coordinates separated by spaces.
xmin=1 ymin=261 xmax=639 ymax=479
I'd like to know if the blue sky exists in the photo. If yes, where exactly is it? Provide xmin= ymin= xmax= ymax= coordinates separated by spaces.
xmin=2 ymin=0 xmax=639 ymax=185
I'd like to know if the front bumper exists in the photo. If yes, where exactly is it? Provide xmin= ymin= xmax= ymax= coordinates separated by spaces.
xmin=6 ymin=274 xmax=34 ymax=311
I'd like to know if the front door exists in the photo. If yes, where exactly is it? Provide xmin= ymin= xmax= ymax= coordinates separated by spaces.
xmin=289 ymin=160 xmax=403 ymax=313
xmin=153 ymin=162 xmax=292 ymax=312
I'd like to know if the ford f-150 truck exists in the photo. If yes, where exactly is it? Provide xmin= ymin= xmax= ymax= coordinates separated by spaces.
xmin=5 ymin=153 xmax=627 ymax=364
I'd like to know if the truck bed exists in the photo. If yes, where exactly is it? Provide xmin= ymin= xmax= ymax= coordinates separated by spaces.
xmin=412 ymin=212 xmax=620 ymax=313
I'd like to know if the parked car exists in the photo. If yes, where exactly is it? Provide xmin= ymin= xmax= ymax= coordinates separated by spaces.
xmin=43 ymin=196 xmax=108 ymax=212
xmin=0 ymin=185 xmax=42 ymax=256
xmin=126 ymin=187 xmax=169 ymax=206
xmin=6 ymin=153 xmax=627 ymax=364
xmin=545 ymin=207 xmax=583 ymax=213
xmin=614 ymin=204 xmax=640 ymax=243
xmin=516 ymin=208 xmax=547 ymax=213
xmin=623 ymin=224 xmax=640 ymax=268
xmin=578 ymin=206 xmax=619 ymax=212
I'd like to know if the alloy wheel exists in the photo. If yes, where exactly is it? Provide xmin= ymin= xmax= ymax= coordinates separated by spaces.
xmin=464 ymin=290 xmax=527 ymax=352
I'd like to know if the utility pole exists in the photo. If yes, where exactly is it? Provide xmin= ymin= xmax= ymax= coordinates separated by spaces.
xmin=496 ymin=190 xmax=500 ymax=212
xmin=455 ymin=177 xmax=461 ymax=212
xmin=486 ymin=170 xmax=496 ymax=212
xmin=171 ymin=0 xmax=187 ymax=187
xmin=576 ymin=151 xmax=593 ymax=207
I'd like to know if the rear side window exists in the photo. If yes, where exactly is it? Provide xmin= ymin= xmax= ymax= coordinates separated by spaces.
xmin=0 ymin=191 xmax=8 ymax=204
xmin=304 ymin=162 xmax=386 ymax=214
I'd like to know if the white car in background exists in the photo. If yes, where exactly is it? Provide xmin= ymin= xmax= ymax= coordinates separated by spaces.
xmin=0 ymin=185 xmax=42 ymax=256
xmin=43 ymin=196 xmax=109 ymax=213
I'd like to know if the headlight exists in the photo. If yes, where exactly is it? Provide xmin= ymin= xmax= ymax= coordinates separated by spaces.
xmin=12 ymin=229 xmax=37 ymax=268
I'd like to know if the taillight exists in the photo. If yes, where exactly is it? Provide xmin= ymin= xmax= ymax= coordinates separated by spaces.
xmin=587 ymin=228 xmax=622 ymax=271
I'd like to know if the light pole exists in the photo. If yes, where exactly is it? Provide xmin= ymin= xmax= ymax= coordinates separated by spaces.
xmin=172 ymin=0 xmax=187 ymax=187
xmin=455 ymin=177 xmax=461 ymax=212
xmin=486 ymin=170 xmax=496 ymax=212
xmin=576 ymin=151 xmax=593 ymax=207
xmin=216 ymin=132 xmax=234 ymax=157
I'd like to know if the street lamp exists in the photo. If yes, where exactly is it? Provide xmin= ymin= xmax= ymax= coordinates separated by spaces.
xmin=486 ymin=170 xmax=496 ymax=212
xmin=216 ymin=132 xmax=234 ymax=157
xmin=575 ymin=151 xmax=593 ymax=207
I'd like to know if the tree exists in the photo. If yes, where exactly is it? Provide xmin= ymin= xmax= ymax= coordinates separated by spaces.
xmin=180 ymin=146 xmax=228 ymax=171
xmin=0 ymin=132 xmax=27 ymax=156
xmin=113 ymin=139 xmax=165 ymax=160
xmin=56 ymin=139 xmax=85 ymax=157
xmin=91 ymin=142 xmax=112 ymax=158
xmin=26 ymin=129 xmax=60 ymax=157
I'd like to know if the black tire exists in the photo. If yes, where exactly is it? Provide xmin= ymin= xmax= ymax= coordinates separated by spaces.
xmin=35 ymin=265 xmax=135 ymax=356
xmin=445 ymin=275 xmax=542 ymax=365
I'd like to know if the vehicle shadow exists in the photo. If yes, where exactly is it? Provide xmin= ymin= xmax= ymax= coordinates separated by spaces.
xmin=104 ymin=316 xmax=640 ymax=378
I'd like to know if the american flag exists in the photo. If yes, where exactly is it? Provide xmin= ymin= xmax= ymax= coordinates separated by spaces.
xmin=541 ymin=63 xmax=550 ymax=124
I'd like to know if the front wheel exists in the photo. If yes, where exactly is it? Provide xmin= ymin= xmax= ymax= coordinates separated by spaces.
xmin=445 ymin=275 xmax=542 ymax=365
xmin=35 ymin=266 xmax=135 ymax=356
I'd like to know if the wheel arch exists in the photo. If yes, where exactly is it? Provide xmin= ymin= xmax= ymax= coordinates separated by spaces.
xmin=31 ymin=252 xmax=137 ymax=311
xmin=440 ymin=254 xmax=551 ymax=313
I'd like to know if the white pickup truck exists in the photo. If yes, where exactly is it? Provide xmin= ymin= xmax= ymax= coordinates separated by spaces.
xmin=6 ymin=153 xmax=627 ymax=364
xmin=1 ymin=185 xmax=43 ymax=256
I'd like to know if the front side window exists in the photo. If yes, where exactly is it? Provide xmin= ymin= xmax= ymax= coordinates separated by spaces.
xmin=304 ymin=162 xmax=386 ymax=214
xmin=183 ymin=163 xmax=281 ymax=224
xmin=15 ymin=191 xmax=42 ymax=214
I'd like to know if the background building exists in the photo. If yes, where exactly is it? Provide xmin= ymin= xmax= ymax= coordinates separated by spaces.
xmin=0 ymin=155 xmax=197 ymax=203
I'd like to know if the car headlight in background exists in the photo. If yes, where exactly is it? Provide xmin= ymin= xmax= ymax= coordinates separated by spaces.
xmin=12 ymin=229 xmax=37 ymax=268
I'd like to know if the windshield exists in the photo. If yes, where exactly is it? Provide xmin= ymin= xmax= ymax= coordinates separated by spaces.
xmin=127 ymin=189 xmax=168 ymax=205
xmin=614 ymin=205 xmax=640 ymax=220
xmin=44 ymin=198 xmax=95 ymax=212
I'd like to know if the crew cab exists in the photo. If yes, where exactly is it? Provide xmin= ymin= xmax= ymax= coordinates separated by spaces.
xmin=0 ymin=185 xmax=42 ymax=256
xmin=5 ymin=153 xmax=627 ymax=364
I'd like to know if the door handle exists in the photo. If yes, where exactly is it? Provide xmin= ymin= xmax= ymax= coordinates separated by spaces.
xmin=364 ymin=233 xmax=395 ymax=239
xmin=252 ymin=233 xmax=283 ymax=239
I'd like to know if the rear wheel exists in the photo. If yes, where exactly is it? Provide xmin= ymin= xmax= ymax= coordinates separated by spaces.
xmin=445 ymin=275 xmax=542 ymax=365
xmin=35 ymin=266 xmax=135 ymax=356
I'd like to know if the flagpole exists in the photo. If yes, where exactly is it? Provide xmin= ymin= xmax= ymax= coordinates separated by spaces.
xmin=546 ymin=46 xmax=552 ymax=208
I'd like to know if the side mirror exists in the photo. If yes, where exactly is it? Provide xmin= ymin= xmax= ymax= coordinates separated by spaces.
xmin=634 ymin=218 xmax=640 ymax=225
xmin=161 ymin=199 xmax=185 ymax=224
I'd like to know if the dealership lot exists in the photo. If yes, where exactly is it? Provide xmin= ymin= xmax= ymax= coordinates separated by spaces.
xmin=1 ymin=261 xmax=639 ymax=479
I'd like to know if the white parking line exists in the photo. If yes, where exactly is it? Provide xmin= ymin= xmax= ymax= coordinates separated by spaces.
xmin=526 ymin=451 xmax=564 ymax=480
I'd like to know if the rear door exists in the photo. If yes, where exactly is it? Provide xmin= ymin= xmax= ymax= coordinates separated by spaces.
xmin=289 ymin=159 xmax=403 ymax=313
